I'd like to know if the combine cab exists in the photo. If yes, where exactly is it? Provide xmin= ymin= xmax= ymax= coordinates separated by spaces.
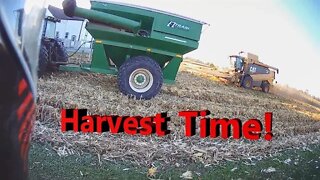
xmin=228 ymin=52 xmax=279 ymax=93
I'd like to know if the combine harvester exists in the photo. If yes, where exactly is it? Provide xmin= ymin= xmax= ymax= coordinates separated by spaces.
xmin=179 ymin=52 xmax=279 ymax=93
xmin=227 ymin=52 xmax=279 ymax=93
xmin=55 ymin=0 xmax=206 ymax=99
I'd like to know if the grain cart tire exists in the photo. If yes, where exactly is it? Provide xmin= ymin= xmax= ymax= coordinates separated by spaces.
xmin=118 ymin=56 xmax=163 ymax=99
xmin=53 ymin=39 xmax=68 ymax=62
xmin=261 ymin=81 xmax=270 ymax=93
xmin=241 ymin=75 xmax=253 ymax=89
xmin=38 ymin=44 xmax=49 ymax=76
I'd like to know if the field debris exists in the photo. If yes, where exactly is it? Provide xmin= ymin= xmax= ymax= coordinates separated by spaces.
xmin=147 ymin=167 xmax=158 ymax=178
xmin=261 ymin=167 xmax=276 ymax=173
xmin=180 ymin=170 xmax=193 ymax=179
xmin=231 ymin=167 xmax=238 ymax=172
xmin=283 ymin=158 xmax=291 ymax=165
xmin=34 ymin=65 xmax=320 ymax=168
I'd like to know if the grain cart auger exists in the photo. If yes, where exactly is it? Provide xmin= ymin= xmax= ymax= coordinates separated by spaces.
xmin=228 ymin=52 xmax=279 ymax=93
xmin=60 ymin=0 xmax=206 ymax=99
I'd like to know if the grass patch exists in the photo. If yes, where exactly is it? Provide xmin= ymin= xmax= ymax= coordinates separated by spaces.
xmin=29 ymin=142 xmax=320 ymax=179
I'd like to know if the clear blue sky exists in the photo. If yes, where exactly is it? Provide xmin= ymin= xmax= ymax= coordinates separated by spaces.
xmin=278 ymin=0 xmax=320 ymax=96
xmin=281 ymin=0 xmax=320 ymax=50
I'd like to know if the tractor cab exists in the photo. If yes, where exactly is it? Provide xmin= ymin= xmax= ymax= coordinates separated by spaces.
xmin=42 ymin=16 xmax=60 ymax=39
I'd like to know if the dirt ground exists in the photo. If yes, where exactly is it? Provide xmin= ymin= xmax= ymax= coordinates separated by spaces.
xmin=34 ymin=69 xmax=320 ymax=168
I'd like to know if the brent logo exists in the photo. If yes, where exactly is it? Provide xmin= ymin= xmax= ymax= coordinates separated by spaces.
xmin=167 ymin=21 xmax=190 ymax=31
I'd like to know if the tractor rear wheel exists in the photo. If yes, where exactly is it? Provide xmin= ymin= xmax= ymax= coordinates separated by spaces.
xmin=53 ymin=39 xmax=68 ymax=62
xmin=38 ymin=44 xmax=49 ymax=76
xmin=241 ymin=75 xmax=253 ymax=89
xmin=118 ymin=56 xmax=163 ymax=99
xmin=261 ymin=81 xmax=270 ymax=93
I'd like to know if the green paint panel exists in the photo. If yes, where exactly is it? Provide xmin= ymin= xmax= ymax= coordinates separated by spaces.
xmin=163 ymin=57 xmax=183 ymax=82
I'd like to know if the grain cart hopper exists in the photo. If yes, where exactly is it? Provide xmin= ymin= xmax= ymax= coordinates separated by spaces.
xmin=60 ymin=0 xmax=206 ymax=99
xmin=229 ymin=52 xmax=279 ymax=93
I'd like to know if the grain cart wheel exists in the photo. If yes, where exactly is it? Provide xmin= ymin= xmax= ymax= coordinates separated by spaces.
xmin=118 ymin=56 xmax=163 ymax=99
xmin=38 ymin=44 xmax=49 ymax=76
xmin=241 ymin=75 xmax=253 ymax=89
xmin=261 ymin=81 xmax=270 ymax=93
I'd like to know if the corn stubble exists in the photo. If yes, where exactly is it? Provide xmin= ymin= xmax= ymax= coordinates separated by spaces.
xmin=35 ymin=69 xmax=320 ymax=167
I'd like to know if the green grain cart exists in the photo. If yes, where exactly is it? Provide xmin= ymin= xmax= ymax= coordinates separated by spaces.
xmin=61 ymin=0 xmax=206 ymax=99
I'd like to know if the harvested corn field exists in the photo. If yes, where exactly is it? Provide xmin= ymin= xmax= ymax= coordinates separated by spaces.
xmin=34 ymin=67 xmax=320 ymax=167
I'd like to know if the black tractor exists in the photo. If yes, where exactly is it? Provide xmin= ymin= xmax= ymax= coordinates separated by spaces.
xmin=38 ymin=16 xmax=68 ymax=75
